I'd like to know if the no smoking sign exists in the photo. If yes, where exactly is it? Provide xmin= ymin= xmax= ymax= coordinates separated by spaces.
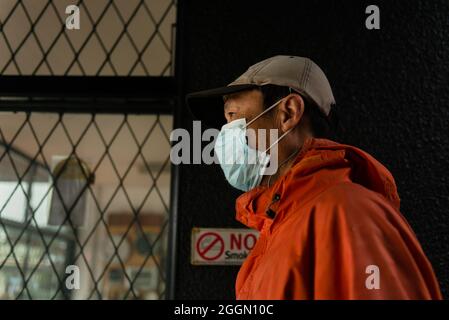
xmin=191 ymin=228 xmax=259 ymax=265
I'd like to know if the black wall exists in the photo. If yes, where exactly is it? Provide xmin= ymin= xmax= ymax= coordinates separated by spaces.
xmin=174 ymin=0 xmax=449 ymax=299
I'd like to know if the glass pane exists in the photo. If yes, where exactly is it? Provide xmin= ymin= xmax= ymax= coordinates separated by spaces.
xmin=0 ymin=112 xmax=172 ymax=299
xmin=0 ymin=0 xmax=177 ymax=76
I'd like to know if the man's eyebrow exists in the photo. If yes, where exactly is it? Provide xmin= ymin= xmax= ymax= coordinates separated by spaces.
xmin=223 ymin=96 xmax=231 ymax=110
xmin=224 ymin=101 xmax=230 ymax=111
xmin=223 ymin=94 xmax=240 ymax=111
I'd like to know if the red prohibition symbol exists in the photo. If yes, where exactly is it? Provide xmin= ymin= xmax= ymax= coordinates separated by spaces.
xmin=196 ymin=232 xmax=225 ymax=261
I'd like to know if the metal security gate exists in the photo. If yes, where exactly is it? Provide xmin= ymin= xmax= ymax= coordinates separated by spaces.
xmin=0 ymin=0 xmax=176 ymax=76
xmin=0 ymin=111 xmax=173 ymax=300
xmin=0 ymin=0 xmax=179 ymax=300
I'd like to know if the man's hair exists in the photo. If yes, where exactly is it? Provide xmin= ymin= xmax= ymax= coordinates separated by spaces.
xmin=258 ymin=84 xmax=339 ymax=139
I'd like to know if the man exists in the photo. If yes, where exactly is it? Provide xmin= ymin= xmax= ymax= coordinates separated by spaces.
xmin=186 ymin=55 xmax=442 ymax=299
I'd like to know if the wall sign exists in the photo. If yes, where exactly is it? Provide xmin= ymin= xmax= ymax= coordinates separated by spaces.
xmin=191 ymin=228 xmax=259 ymax=266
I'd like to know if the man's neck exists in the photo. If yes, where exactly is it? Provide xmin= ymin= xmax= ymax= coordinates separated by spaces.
xmin=260 ymin=143 xmax=305 ymax=187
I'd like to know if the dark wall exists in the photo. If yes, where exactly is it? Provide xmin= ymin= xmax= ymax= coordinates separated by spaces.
xmin=174 ymin=0 xmax=449 ymax=299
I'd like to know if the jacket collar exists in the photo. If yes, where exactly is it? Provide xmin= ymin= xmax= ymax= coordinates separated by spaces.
xmin=235 ymin=137 xmax=400 ymax=232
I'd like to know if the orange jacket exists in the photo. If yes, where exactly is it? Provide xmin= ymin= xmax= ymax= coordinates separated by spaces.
xmin=235 ymin=138 xmax=442 ymax=300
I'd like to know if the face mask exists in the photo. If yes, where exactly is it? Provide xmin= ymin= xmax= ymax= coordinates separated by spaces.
xmin=214 ymin=97 xmax=292 ymax=191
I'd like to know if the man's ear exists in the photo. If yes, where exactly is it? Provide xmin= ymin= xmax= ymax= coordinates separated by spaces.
xmin=277 ymin=94 xmax=305 ymax=132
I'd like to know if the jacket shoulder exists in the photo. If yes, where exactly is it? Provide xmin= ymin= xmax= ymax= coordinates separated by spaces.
xmin=309 ymin=181 xmax=407 ymax=231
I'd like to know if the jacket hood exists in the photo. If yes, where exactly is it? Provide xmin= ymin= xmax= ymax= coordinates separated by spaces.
xmin=235 ymin=138 xmax=401 ymax=230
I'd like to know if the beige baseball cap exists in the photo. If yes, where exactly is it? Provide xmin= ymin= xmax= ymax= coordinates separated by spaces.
xmin=186 ymin=55 xmax=336 ymax=128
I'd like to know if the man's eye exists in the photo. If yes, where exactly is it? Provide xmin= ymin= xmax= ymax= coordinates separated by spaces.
xmin=227 ymin=112 xmax=236 ymax=118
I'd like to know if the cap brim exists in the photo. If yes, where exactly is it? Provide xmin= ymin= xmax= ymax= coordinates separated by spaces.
xmin=186 ymin=84 xmax=258 ymax=128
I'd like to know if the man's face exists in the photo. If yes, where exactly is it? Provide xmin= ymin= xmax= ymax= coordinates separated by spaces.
xmin=223 ymin=89 xmax=279 ymax=150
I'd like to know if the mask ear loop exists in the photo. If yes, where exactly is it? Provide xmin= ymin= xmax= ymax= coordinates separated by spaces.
xmin=267 ymin=148 xmax=300 ymax=188
xmin=264 ymin=90 xmax=295 ymax=153
xmin=245 ymin=97 xmax=285 ymax=128
xmin=246 ymin=87 xmax=298 ymax=129
xmin=261 ymin=126 xmax=294 ymax=178
xmin=265 ymin=127 xmax=293 ymax=153
xmin=244 ymin=96 xmax=285 ymax=158
xmin=264 ymin=88 xmax=302 ymax=187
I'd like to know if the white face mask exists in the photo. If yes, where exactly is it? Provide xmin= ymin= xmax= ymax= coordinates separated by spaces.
xmin=214 ymin=97 xmax=293 ymax=191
